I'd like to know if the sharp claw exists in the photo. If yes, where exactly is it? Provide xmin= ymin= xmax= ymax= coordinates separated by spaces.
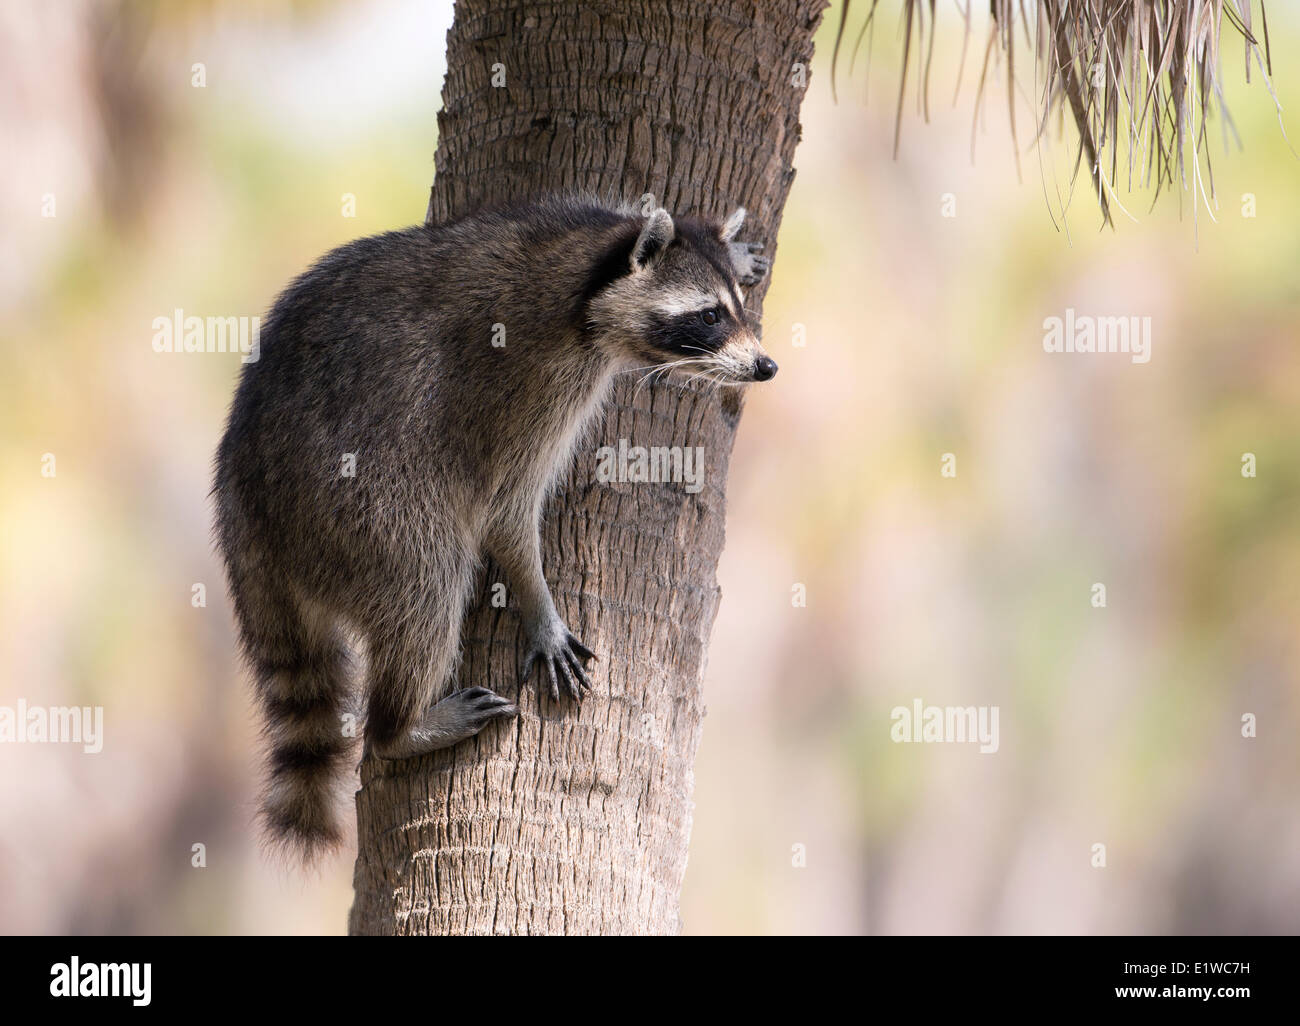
xmin=554 ymin=656 xmax=580 ymax=701
xmin=563 ymin=649 xmax=592 ymax=692
xmin=524 ymin=629 xmax=597 ymax=702
xmin=544 ymin=658 xmax=559 ymax=701
xmin=566 ymin=633 xmax=596 ymax=663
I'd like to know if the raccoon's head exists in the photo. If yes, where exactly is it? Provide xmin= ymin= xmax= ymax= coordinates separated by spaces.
xmin=585 ymin=206 xmax=777 ymax=386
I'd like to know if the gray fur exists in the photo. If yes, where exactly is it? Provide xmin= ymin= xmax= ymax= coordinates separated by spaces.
xmin=212 ymin=195 xmax=773 ymax=859
xmin=729 ymin=242 xmax=770 ymax=286
xmin=720 ymin=206 xmax=746 ymax=241
xmin=632 ymin=208 xmax=675 ymax=268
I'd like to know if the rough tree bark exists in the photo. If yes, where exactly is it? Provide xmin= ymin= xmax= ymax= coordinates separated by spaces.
xmin=349 ymin=0 xmax=826 ymax=935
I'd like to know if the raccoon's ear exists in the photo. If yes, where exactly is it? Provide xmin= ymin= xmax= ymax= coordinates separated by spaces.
xmin=631 ymin=209 xmax=674 ymax=269
xmin=720 ymin=207 xmax=746 ymax=242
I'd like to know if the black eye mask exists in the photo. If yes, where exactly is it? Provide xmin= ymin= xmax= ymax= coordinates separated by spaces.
xmin=646 ymin=306 xmax=732 ymax=357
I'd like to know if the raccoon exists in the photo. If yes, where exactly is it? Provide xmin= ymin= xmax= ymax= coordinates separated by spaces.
xmin=213 ymin=195 xmax=776 ymax=858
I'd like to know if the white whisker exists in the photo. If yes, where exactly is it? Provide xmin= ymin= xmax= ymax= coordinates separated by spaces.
xmin=632 ymin=357 xmax=708 ymax=398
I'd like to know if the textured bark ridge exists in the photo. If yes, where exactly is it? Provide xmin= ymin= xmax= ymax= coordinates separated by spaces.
xmin=349 ymin=0 xmax=825 ymax=935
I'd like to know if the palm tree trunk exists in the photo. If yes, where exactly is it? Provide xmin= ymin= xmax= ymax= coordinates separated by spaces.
xmin=348 ymin=0 xmax=826 ymax=936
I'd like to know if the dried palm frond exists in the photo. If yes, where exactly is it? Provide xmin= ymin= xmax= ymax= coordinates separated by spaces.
xmin=832 ymin=1 xmax=1286 ymax=228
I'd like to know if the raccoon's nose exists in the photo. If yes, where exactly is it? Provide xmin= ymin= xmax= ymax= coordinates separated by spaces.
xmin=754 ymin=356 xmax=778 ymax=381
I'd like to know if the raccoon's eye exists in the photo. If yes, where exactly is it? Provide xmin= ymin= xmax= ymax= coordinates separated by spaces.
xmin=700 ymin=308 xmax=719 ymax=326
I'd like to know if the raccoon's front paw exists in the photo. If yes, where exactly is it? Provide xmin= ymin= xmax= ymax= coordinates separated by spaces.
xmin=729 ymin=241 xmax=770 ymax=286
xmin=520 ymin=624 xmax=596 ymax=702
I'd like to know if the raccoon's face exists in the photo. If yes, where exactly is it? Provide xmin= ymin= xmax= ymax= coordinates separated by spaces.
xmin=586 ymin=207 xmax=777 ymax=386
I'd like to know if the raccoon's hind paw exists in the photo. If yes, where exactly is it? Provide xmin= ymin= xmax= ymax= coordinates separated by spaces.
xmin=520 ymin=626 xmax=597 ymax=703
xmin=445 ymin=686 xmax=518 ymax=727
xmin=729 ymin=241 xmax=770 ymax=286
xmin=372 ymin=687 xmax=517 ymax=759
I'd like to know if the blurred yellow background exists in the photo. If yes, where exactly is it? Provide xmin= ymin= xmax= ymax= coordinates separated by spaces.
xmin=1 ymin=0 xmax=1297 ymax=934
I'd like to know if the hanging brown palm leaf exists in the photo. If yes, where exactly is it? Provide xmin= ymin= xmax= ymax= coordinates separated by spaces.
xmin=833 ymin=0 xmax=1286 ymax=227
